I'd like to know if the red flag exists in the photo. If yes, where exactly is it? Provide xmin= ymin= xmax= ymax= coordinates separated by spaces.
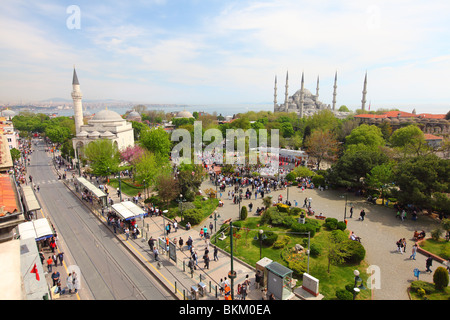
xmin=30 ymin=263 xmax=40 ymax=281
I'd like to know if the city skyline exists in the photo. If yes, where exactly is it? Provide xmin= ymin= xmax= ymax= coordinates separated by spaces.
xmin=1 ymin=1 xmax=450 ymax=114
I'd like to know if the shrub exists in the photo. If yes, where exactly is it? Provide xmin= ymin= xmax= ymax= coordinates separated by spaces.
xmin=273 ymin=236 xmax=290 ymax=249
xmin=312 ymin=174 xmax=325 ymax=187
xmin=343 ymin=239 xmax=366 ymax=264
xmin=337 ymin=221 xmax=347 ymax=231
xmin=287 ymin=259 xmax=307 ymax=278
xmin=262 ymin=231 xmax=278 ymax=246
xmin=309 ymin=242 xmax=321 ymax=257
xmin=431 ymin=227 xmax=443 ymax=241
xmin=410 ymin=281 xmax=435 ymax=294
xmin=291 ymin=222 xmax=316 ymax=238
xmin=330 ymin=229 xmax=348 ymax=243
xmin=145 ymin=195 xmax=160 ymax=205
xmin=417 ymin=288 xmax=426 ymax=298
xmin=277 ymin=204 xmax=290 ymax=213
xmin=290 ymin=207 xmax=302 ymax=216
xmin=282 ymin=216 xmax=296 ymax=228
xmin=182 ymin=209 xmax=203 ymax=225
xmin=433 ymin=267 xmax=449 ymax=291
xmin=324 ymin=218 xmax=338 ymax=230
xmin=336 ymin=289 xmax=353 ymax=300
xmin=270 ymin=210 xmax=288 ymax=226
xmin=240 ymin=206 xmax=248 ymax=220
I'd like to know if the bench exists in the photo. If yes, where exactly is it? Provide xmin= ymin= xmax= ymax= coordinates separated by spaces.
xmin=315 ymin=215 xmax=326 ymax=220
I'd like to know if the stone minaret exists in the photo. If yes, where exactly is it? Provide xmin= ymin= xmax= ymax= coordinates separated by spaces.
xmin=71 ymin=67 xmax=83 ymax=135
xmin=315 ymin=75 xmax=320 ymax=102
xmin=284 ymin=71 xmax=289 ymax=111
xmin=361 ymin=71 xmax=367 ymax=111
xmin=332 ymin=71 xmax=337 ymax=111
xmin=299 ymin=72 xmax=305 ymax=118
xmin=274 ymin=75 xmax=278 ymax=110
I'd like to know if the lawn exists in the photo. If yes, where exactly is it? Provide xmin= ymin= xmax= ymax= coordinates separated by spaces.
xmin=419 ymin=239 xmax=450 ymax=260
xmin=214 ymin=215 xmax=371 ymax=300
xmin=108 ymin=178 xmax=143 ymax=197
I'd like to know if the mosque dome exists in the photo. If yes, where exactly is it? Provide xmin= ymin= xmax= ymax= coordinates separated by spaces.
xmin=77 ymin=131 xmax=89 ymax=138
xmin=1 ymin=109 xmax=16 ymax=118
xmin=91 ymin=109 xmax=123 ymax=122
xmin=175 ymin=110 xmax=194 ymax=118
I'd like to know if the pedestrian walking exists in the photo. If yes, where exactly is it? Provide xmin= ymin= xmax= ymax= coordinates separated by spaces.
xmin=125 ymin=227 xmax=130 ymax=240
xmin=53 ymin=253 xmax=58 ymax=267
xmin=349 ymin=206 xmax=354 ymax=218
xmin=57 ymin=252 xmax=64 ymax=266
xmin=178 ymin=237 xmax=184 ymax=251
xmin=213 ymin=246 xmax=219 ymax=261
xmin=425 ymin=255 xmax=433 ymax=273
xmin=203 ymin=253 xmax=210 ymax=269
xmin=153 ymin=247 xmax=159 ymax=261
xmin=410 ymin=244 xmax=418 ymax=260
xmin=396 ymin=239 xmax=403 ymax=253
xmin=165 ymin=223 xmax=171 ymax=235
xmin=359 ymin=209 xmax=366 ymax=221
xmin=173 ymin=220 xmax=178 ymax=232
xmin=47 ymin=256 xmax=53 ymax=273
xmin=240 ymin=282 xmax=248 ymax=300
xmin=148 ymin=236 xmax=155 ymax=251
xmin=209 ymin=222 xmax=214 ymax=235
xmin=402 ymin=238 xmax=407 ymax=253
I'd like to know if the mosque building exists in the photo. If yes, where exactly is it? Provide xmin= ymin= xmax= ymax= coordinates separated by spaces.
xmin=273 ymin=71 xmax=368 ymax=119
xmin=70 ymin=68 xmax=134 ymax=158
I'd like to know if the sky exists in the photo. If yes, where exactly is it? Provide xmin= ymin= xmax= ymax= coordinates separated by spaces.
xmin=1 ymin=0 xmax=450 ymax=114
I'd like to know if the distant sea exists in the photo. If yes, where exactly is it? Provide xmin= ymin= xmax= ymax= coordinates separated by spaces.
xmin=54 ymin=103 xmax=274 ymax=118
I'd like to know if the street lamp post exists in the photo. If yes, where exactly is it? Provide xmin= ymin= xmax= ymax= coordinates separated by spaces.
xmin=178 ymin=194 xmax=184 ymax=222
xmin=259 ymin=230 xmax=264 ymax=259
xmin=116 ymin=172 xmax=122 ymax=202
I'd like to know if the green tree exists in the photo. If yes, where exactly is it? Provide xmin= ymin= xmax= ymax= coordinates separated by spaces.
xmin=393 ymin=154 xmax=450 ymax=210
xmin=10 ymin=148 xmax=21 ymax=162
xmin=344 ymin=124 xmax=385 ymax=149
xmin=139 ymin=127 xmax=172 ymax=160
xmin=82 ymin=139 xmax=121 ymax=177
xmin=155 ymin=172 xmax=180 ymax=209
xmin=338 ymin=105 xmax=349 ymax=112
xmin=365 ymin=163 xmax=394 ymax=204
xmin=280 ymin=122 xmax=294 ymax=138
xmin=328 ymin=144 xmax=389 ymax=189
xmin=390 ymin=124 xmax=429 ymax=156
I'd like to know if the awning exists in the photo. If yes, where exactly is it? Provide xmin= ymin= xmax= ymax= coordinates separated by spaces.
xmin=76 ymin=177 xmax=107 ymax=199
xmin=112 ymin=201 xmax=145 ymax=221
xmin=18 ymin=218 xmax=54 ymax=241
xmin=21 ymin=185 xmax=40 ymax=212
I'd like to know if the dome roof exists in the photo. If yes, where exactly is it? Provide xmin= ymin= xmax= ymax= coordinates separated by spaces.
xmin=176 ymin=110 xmax=194 ymax=118
xmin=77 ymin=131 xmax=89 ymax=137
xmin=1 ymin=109 xmax=16 ymax=117
xmin=127 ymin=111 xmax=141 ymax=119
xmin=91 ymin=109 xmax=123 ymax=122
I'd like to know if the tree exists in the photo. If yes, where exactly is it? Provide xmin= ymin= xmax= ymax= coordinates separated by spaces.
xmin=304 ymin=129 xmax=339 ymax=170
xmin=177 ymin=163 xmax=205 ymax=201
xmin=338 ymin=105 xmax=349 ymax=112
xmin=82 ymin=139 xmax=121 ymax=177
xmin=240 ymin=206 xmax=248 ymax=220
xmin=10 ymin=148 xmax=21 ymax=162
xmin=365 ymin=163 xmax=394 ymax=204
xmin=139 ymin=127 xmax=172 ymax=160
xmin=280 ymin=122 xmax=294 ymax=138
xmin=433 ymin=267 xmax=449 ymax=291
xmin=134 ymin=150 xmax=166 ymax=188
xmin=155 ymin=173 xmax=180 ymax=209
xmin=393 ymin=154 xmax=450 ymax=210
xmin=328 ymin=144 xmax=389 ymax=189
xmin=326 ymin=233 xmax=352 ymax=274
xmin=344 ymin=124 xmax=385 ymax=149
xmin=390 ymin=124 xmax=429 ymax=156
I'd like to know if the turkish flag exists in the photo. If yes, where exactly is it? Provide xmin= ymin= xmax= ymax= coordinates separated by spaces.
xmin=30 ymin=263 xmax=40 ymax=281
